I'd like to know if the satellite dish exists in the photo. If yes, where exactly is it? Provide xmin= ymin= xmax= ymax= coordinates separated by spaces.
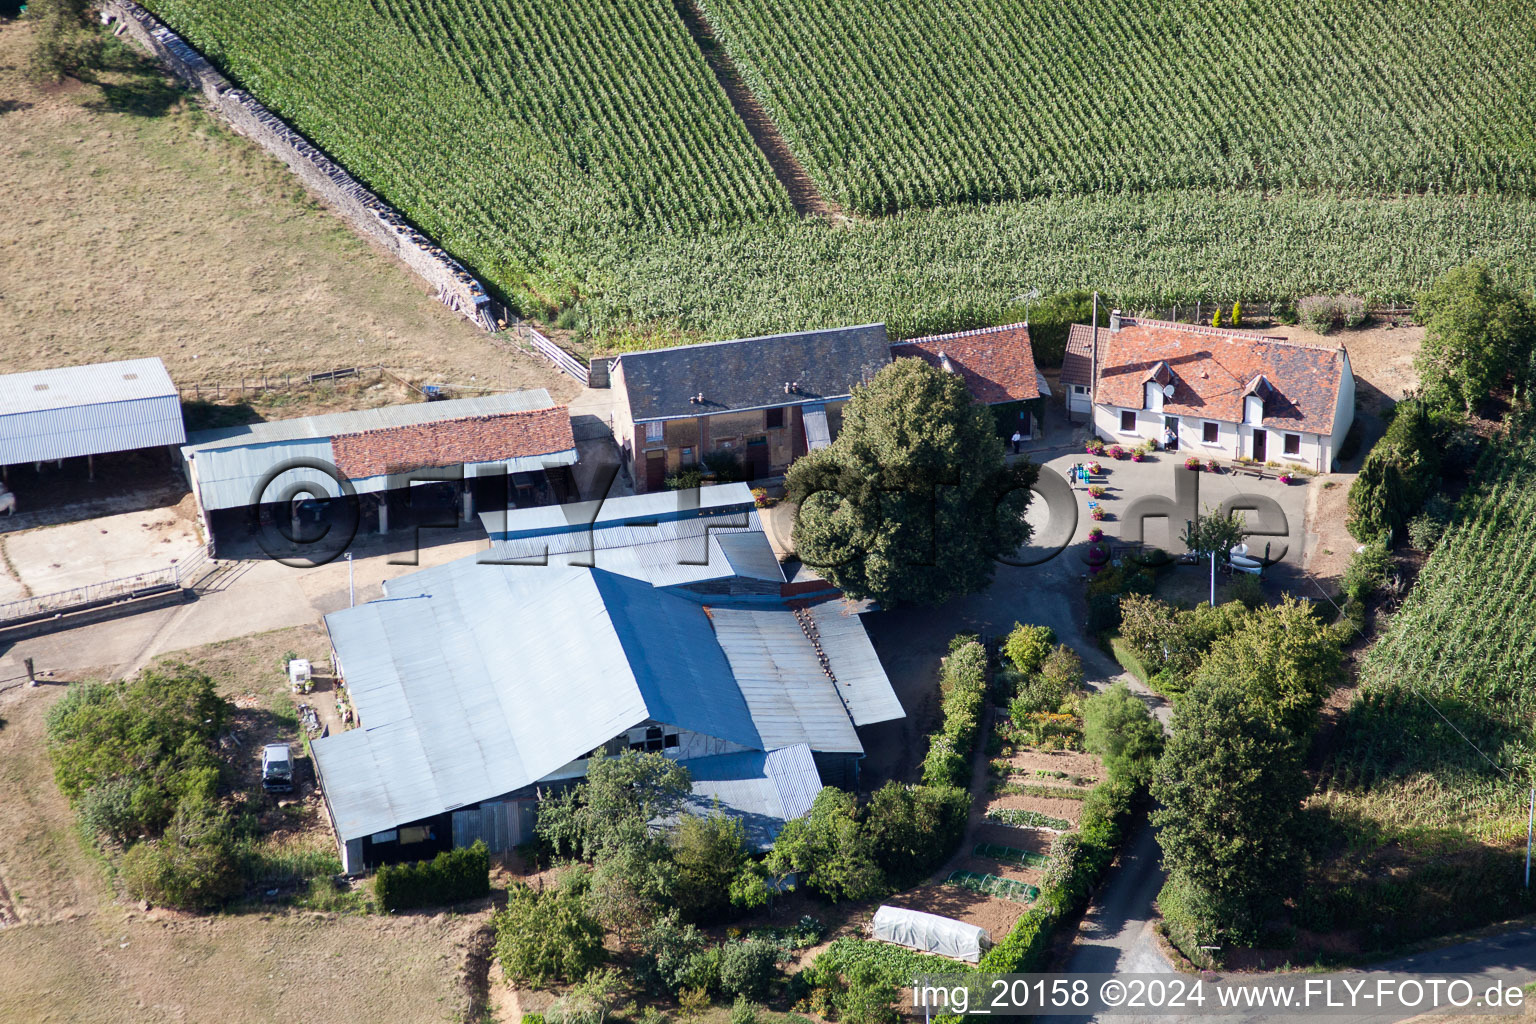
xmin=1162 ymin=383 xmax=1176 ymax=397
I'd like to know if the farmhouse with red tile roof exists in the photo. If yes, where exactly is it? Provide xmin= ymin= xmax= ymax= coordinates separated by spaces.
xmin=892 ymin=322 xmax=1049 ymax=440
xmin=1062 ymin=313 xmax=1355 ymax=472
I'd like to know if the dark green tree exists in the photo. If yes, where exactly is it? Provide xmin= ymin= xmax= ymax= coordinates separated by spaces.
xmin=787 ymin=358 xmax=1036 ymax=608
xmin=669 ymin=806 xmax=751 ymax=923
xmin=536 ymin=749 xmax=691 ymax=862
xmin=1191 ymin=595 xmax=1341 ymax=738
xmin=764 ymin=788 xmax=884 ymax=901
xmin=1151 ymin=681 xmax=1310 ymax=936
xmin=1415 ymin=263 xmax=1535 ymax=412
xmin=861 ymin=782 xmax=969 ymax=887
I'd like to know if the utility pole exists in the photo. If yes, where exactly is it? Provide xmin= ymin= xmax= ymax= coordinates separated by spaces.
xmin=1210 ymin=551 xmax=1216 ymax=607
xmin=345 ymin=552 xmax=354 ymax=608
xmin=1090 ymin=291 xmax=1099 ymax=426
xmin=1526 ymin=787 xmax=1534 ymax=888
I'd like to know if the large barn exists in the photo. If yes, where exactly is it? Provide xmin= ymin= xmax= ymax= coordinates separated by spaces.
xmin=311 ymin=489 xmax=903 ymax=873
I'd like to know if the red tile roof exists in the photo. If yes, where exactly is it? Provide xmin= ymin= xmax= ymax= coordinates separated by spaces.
xmin=892 ymin=323 xmax=1040 ymax=403
xmin=1091 ymin=318 xmax=1347 ymax=435
xmin=331 ymin=405 xmax=575 ymax=478
xmin=1061 ymin=323 xmax=1098 ymax=388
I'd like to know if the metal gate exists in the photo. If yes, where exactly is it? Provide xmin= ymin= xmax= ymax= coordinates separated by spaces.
xmin=451 ymin=800 xmax=525 ymax=852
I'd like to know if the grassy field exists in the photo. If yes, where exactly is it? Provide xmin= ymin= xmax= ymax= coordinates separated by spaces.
xmin=0 ymin=18 xmax=575 ymax=397
xmin=120 ymin=0 xmax=1536 ymax=347
xmin=0 ymin=624 xmax=478 ymax=1024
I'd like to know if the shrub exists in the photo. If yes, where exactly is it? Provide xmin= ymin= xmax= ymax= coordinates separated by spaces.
xmin=717 ymin=938 xmax=781 ymax=1001
xmin=1298 ymin=294 xmax=1340 ymax=333
xmin=118 ymin=830 xmax=243 ymax=910
xmin=1039 ymin=644 xmax=1084 ymax=691
xmin=1346 ymin=399 xmax=1454 ymax=542
xmin=548 ymin=969 xmax=623 ymax=1024
xmin=834 ymin=960 xmax=899 ymax=1024
xmin=730 ymin=997 xmax=762 ymax=1024
xmin=920 ymin=734 xmax=968 ymax=788
xmin=666 ymin=468 xmax=704 ymax=490
xmin=374 ymin=840 xmax=490 ymax=912
xmin=77 ymin=777 xmax=142 ymax=846
xmin=1010 ymin=676 xmax=1066 ymax=720
xmin=1082 ymin=684 xmax=1164 ymax=784
xmin=1003 ymin=623 xmax=1054 ymax=674
xmin=497 ymin=874 xmax=605 ymax=987
xmin=1341 ymin=544 xmax=1391 ymax=606
xmin=637 ymin=914 xmax=714 ymax=996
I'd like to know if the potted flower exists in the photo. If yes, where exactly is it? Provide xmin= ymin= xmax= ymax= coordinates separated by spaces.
xmin=1085 ymin=438 xmax=1105 ymax=456
xmin=1184 ymin=456 xmax=1202 ymax=471
xmin=1206 ymin=458 xmax=1219 ymax=473
xmin=1090 ymin=506 xmax=1106 ymax=521
xmin=1131 ymin=449 xmax=1144 ymax=462
xmin=1087 ymin=461 xmax=1103 ymax=476
xmin=1087 ymin=526 xmax=1104 ymax=541
xmin=1088 ymin=484 xmax=1107 ymax=498
xmin=1278 ymin=473 xmax=1293 ymax=484
xmin=1106 ymin=444 xmax=1125 ymax=459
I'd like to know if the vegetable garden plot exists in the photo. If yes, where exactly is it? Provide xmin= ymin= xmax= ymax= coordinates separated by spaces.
xmin=972 ymin=842 xmax=1050 ymax=869
xmin=945 ymin=871 xmax=1038 ymax=903
xmin=985 ymin=809 xmax=1072 ymax=831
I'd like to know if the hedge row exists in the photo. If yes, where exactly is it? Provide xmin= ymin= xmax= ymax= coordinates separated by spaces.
xmin=375 ymin=840 xmax=490 ymax=912
xmin=922 ymin=641 xmax=988 ymax=787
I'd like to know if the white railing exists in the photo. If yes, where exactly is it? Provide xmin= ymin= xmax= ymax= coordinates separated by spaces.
xmin=0 ymin=549 xmax=216 ymax=625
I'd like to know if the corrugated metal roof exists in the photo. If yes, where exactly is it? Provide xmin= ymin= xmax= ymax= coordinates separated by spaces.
xmin=182 ymin=389 xmax=575 ymax=511
xmin=716 ymin=532 xmax=787 ymax=584
xmin=480 ymin=482 xmax=757 ymax=540
xmin=677 ymin=744 xmax=822 ymax=850
xmin=0 ymin=358 xmax=185 ymax=464
xmin=807 ymin=606 xmax=906 ymax=726
xmin=0 ymin=357 xmax=177 ymax=413
xmin=315 ymin=563 xmax=762 ymax=841
xmin=710 ymin=607 xmax=864 ymax=754
xmin=183 ymin=389 xmax=555 ymax=451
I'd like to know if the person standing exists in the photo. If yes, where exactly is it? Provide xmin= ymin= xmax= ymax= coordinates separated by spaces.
xmin=1011 ymin=430 xmax=1022 ymax=454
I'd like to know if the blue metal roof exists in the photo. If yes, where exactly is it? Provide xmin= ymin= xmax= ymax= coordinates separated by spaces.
xmin=678 ymin=744 xmax=822 ymax=850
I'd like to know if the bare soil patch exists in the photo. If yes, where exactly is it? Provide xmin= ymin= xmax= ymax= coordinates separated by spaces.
xmin=1260 ymin=319 xmax=1423 ymax=413
xmin=1304 ymin=477 xmax=1358 ymax=586
xmin=0 ymin=21 xmax=575 ymax=398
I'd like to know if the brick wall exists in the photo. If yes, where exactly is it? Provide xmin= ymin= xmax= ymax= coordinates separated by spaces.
xmin=104 ymin=1 xmax=492 ymax=329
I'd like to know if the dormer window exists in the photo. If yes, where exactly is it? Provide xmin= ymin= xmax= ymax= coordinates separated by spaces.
xmin=1145 ymin=381 xmax=1164 ymax=412
xmin=1244 ymin=394 xmax=1264 ymax=426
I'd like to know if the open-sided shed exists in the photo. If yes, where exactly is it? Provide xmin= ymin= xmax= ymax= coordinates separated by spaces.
xmin=0 ymin=358 xmax=185 ymax=468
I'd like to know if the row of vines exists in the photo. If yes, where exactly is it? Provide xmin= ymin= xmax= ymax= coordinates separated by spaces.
xmin=701 ymin=0 xmax=1536 ymax=216
xmin=140 ymin=0 xmax=1536 ymax=346
xmin=1325 ymin=429 xmax=1536 ymax=841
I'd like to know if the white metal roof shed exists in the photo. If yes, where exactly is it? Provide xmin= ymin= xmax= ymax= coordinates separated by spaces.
xmin=0 ymin=358 xmax=185 ymax=464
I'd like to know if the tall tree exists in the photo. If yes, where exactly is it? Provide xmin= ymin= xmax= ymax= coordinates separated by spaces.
xmin=1151 ymin=680 xmax=1309 ymax=937
xmin=1180 ymin=505 xmax=1247 ymax=564
xmin=26 ymin=0 xmax=102 ymax=83
xmin=1415 ymin=263 xmax=1534 ymax=412
xmin=787 ymin=357 xmax=1036 ymax=607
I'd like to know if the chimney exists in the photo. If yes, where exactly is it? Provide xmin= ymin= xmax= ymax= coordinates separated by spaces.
xmin=938 ymin=350 xmax=954 ymax=373
xmin=1109 ymin=309 xmax=1122 ymax=332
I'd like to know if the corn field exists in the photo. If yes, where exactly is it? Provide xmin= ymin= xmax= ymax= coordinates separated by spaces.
xmin=140 ymin=0 xmax=1536 ymax=346
xmin=700 ymin=0 xmax=1536 ymax=215
xmin=1324 ymin=430 xmax=1536 ymax=842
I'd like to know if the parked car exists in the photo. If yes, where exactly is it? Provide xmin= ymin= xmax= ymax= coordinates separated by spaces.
xmin=261 ymin=743 xmax=294 ymax=792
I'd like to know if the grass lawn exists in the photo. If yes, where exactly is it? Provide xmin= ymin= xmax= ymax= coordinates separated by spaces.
xmin=0 ymin=624 xmax=477 ymax=1024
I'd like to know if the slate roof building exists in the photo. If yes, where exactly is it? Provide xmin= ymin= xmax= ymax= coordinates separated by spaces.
xmin=609 ymin=324 xmax=891 ymax=491
xmin=891 ymin=323 xmax=1050 ymax=441
xmin=311 ymin=507 xmax=902 ymax=871
xmin=179 ymin=390 xmax=577 ymax=555
xmin=0 ymin=358 xmax=185 ymax=488
xmin=1063 ymin=314 xmax=1355 ymax=471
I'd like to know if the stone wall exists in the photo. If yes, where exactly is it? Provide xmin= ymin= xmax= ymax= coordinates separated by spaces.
xmin=104 ymin=1 xmax=494 ymax=330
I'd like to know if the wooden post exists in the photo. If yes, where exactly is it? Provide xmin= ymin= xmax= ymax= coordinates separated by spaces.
xmin=88 ymin=454 xmax=94 ymax=482
xmin=25 ymin=657 xmax=36 ymax=687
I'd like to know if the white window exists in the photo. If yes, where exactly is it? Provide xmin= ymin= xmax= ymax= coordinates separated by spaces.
xmin=1203 ymin=421 xmax=1219 ymax=444
xmin=1283 ymin=432 xmax=1302 ymax=456
xmin=644 ymin=421 xmax=663 ymax=443
xmin=1119 ymin=410 xmax=1137 ymax=433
